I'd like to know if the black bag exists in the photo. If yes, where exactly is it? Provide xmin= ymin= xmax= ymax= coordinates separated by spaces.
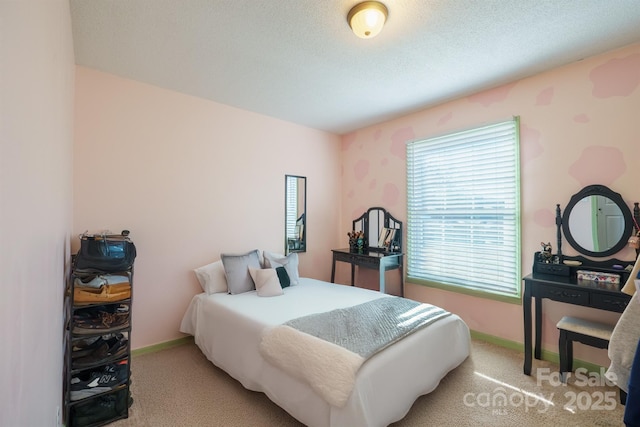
xmin=75 ymin=231 xmax=136 ymax=272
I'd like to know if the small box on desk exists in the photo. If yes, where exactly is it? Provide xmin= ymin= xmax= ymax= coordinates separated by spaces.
xmin=576 ymin=270 xmax=620 ymax=290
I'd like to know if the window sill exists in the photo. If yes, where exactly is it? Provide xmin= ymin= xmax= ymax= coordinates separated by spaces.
xmin=407 ymin=277 xmax=522 ymax=305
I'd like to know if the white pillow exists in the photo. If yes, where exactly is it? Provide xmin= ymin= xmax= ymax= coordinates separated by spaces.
xmin=193 ymin=260 xmax=228 ymax=294
xmin=264 ymin=252 xmax=300 ymax=285
xmin=249 ymin=268 xmax=284 ymax=297
xmin=221 ymin=249 xmax=262 ymax=294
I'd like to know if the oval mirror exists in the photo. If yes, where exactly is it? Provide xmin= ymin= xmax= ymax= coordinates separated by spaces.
xmin=285 ymin=175 xmax=306 ymax=254
xmin=562 ymin=185 xmax=633 ymax=257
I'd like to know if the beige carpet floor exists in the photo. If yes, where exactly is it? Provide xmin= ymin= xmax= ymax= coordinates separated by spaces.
xmin=111 ymin=338 xmax=626 ymax=427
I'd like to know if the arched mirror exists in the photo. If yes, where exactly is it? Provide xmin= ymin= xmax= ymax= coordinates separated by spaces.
xmin=561 ymin=185 xmax=633 ymax=257
xmin=352 ymin=207 xmax=402 ymax=253
xmin=285 ymin=175 xmax=306 ymax=254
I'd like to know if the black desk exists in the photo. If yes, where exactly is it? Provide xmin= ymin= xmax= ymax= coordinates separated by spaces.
xmin=522 ymin=273 xmax=631 ymax=375
xmin=330 ymin=248 xmax=404 ymax=296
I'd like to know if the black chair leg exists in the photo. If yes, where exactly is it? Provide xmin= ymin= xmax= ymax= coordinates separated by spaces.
xmin=567 ymin=338 xmax=574 ymax=373
xmin=559 ymin=329 xmax=568 ymax=383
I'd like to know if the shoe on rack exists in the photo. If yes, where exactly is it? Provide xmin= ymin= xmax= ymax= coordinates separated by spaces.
xmin=73 ymin=334 xmax=128 ymax=367
xmin=73 ymin=305 xmax=130 ymax=334
xmin=74 ymin=282 xmax=131 ymax=305
xmin=71 ymin=389 xmax=131 ymax=427
xmin=72 ymin=336 xmax=107 ymax=359
xmin=74 ymin=274 xmax=130 ymax=289
xmin=70 ymin=360 xmax=129 ymax=401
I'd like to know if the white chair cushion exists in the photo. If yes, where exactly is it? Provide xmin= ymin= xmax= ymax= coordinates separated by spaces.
xmin=557 ymin=316 xmax=615 ymax=341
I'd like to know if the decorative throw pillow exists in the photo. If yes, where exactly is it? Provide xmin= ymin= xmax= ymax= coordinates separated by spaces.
xmin=193 ymin=260 xmax=228 ymax=294
xmin=221 ymin=249 xmax=261 ymax=294
xmin=275 ymin=266 xmax=290 ymax=288
xmin=264 ymin=252 xmax=300 ymax=285
xmin=249 ymin=268 xmax=284 ymax=297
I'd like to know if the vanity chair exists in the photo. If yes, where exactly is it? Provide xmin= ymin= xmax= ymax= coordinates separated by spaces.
xmin=557 ymin=316 xmax=614 ymax=383
xmin=523 ymin=185 xmax=640 ymax=380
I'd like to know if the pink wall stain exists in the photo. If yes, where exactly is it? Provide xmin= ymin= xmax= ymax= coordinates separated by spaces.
xmin=590 ymin=53 xmax=640 ymax=98
xmin=573 ymin=113 xmax=590 ymax=123
xmin=519 ymin=124 xmax=544 ymax=165
xmin=568 ymin=146 xmax=626 ymax=187
xmin=533 ymin=208 xmax=555 ymax=228
xmin=354 ymin=159 xmax=370 ymax=181
xmin=374 ymin=129 xmax=382 ymax=140
xmin=535 ymin=87 xmax=554 ymax=105
xmin=390 ymin=126 xmax=414 ymax=159
xmin=369 ymin=179 xmax=377 ymax=190
xmin=381 ymin=157 xmax=389 ymax=166
xmin=343 ymin=132 xmax=357 ymax=151
xmin=382 ymin=183 xmax=400 ymax=207
xmin=468 ymin=82 xmax=517 ymax=107
xmin=437 ymin=111 xmax=453 ymax=126
xmin=347 ymin=189 xmax=355 ymax=198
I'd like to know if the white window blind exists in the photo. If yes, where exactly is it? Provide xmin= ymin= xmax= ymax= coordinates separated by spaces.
xmin=406 ymin=118 xmax=521 ymax=298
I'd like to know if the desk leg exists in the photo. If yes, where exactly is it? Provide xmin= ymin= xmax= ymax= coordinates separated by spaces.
xmin=350 ymin=264 xmax=355 ymax=286
xmin=331 ymin=256 xmax=336 ymax=283
xmin=379 ymin=263 xmax=386 ymax=294
xmin=523 ymin=289 xmax=532 ymax=375
xmin=399 ymin=263 xmax=404 ymax=297
xmin=535 ymin=297 xmax=542 ymax=360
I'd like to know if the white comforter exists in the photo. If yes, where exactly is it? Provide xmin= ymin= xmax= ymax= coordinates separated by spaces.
xmin=180 ymin=278 xmax=470 ymax=427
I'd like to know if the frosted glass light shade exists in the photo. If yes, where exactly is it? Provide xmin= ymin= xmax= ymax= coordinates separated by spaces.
xmin=348 ymin=1 xmax=388 ymax=39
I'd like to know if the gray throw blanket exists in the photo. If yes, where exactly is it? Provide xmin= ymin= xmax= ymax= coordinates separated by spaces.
xmin=259 ymin=296 xmax=451 ymax=407
xmin=286 ymin=296 xmax=449 ymax=358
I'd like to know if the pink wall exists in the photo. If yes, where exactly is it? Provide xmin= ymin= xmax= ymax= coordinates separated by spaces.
xmin=73 ymin=67 xmax=342 ymax=349
xmin=1 ymin=1 xmax=75 ymax=425
xmin=337 ymin=43 xmax=640 ymax=366
xmin=74 ymin=43 xmax=640 ymax=367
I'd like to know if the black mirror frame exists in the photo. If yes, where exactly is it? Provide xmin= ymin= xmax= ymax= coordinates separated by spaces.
xmin=561 ymin=184 xmax=633 ymax=258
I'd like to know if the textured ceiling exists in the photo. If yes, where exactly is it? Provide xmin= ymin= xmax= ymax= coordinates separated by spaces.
xmin=69 ymin=0 xmax=640 ymax=134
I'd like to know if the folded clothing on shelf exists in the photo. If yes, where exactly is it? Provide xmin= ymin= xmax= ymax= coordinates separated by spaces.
xmin=74 ymin=274 xmax=130 ymax=289
xmin=74 ymin=282 xmax=131 ymax=305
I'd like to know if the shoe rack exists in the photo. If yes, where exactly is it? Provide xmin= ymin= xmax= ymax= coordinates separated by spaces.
xmin=63 ymin=244 xmax=134 ymax=427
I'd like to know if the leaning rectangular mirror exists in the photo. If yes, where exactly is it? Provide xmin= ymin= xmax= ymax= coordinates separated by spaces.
xmin=285 ymin=175 xmax=306 ymax=254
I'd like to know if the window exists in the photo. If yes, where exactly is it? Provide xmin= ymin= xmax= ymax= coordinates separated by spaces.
xmin=406 ymin=117 xmax=521 ymax=302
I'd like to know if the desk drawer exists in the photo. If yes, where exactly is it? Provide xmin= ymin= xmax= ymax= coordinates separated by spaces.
xmin=536 ymin=284 xmax=589 ymax=305
xmin=534 ymin=262 xmax=570 ymax=276
xmin=336 ymin=253 xmax=379 ymax=268
xmin=352 ymin=255 xmax=379 ymax=268
xmin=590 ymin=293 xmax=630 ymax=313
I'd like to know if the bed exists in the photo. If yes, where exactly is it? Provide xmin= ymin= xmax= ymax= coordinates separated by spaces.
xmin=180 ymin=251 xmax=470 ymax=427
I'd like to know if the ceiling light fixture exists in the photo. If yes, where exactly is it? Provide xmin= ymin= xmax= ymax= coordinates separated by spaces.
xmin=347 ymin=1 xmax=388 ymax=39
